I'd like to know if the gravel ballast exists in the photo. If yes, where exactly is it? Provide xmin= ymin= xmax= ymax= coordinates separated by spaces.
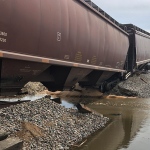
xmin=0 ymin=98 xmax=109 ymax=150
xmin=111 ymin=73 xmax=150 ymax=98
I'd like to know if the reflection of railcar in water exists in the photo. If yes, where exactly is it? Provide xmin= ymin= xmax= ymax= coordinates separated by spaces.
xmin=0 ymin=0 xmax=149 ymax=95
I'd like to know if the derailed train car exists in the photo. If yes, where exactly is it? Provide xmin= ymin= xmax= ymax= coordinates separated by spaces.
xmin=120 ymin=24 xmax=150 ymax=75
xmin=0 ymin=0 xmax=129 ymax=95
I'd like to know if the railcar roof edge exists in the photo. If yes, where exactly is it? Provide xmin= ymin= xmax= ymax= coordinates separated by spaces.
xmin=77 ymin=0 xmax=129 ymax=36
xmin=120 ymin=24 xmax=150 ymax=36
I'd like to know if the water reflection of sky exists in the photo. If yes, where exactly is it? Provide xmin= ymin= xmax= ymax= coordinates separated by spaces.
xmin=120 ymin=116 xmax=150 ymax=150
xmin=0 ymin=94 xmax=46 ymax=102
xmin=61 ymin=100 xmax=76 ymax=109
xmin=0 ymin=95 xmax=77 ymax=109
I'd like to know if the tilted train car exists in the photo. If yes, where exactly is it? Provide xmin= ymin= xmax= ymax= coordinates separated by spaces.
xmin=0 ymin=0 xmax=129 ymax=95
xmin=120 ymin=24 xmax=150 ymax=75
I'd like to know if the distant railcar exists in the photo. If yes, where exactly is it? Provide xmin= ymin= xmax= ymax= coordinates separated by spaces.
xmin=0 ymin=0 xmax=130 ymax=95
xmin=120 ymin=24 xmax=150 ymax=73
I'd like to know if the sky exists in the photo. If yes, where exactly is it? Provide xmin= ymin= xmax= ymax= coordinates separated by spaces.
xmin=92 ymin=0 xmax=150 ymax=32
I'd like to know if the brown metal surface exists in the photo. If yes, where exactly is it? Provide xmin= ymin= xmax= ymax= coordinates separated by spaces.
xmin=79 ymin=0 xmax=128 ymax=35
xmin=0 ymin=0 xmax=129 ymax=71
xmin=0 ymin=58 xmax=50 ymax=95
xmin=64 ymin=68 xmax=92 ymax=89
xmin=0 ymin=0 xmax=130 ymax=94
xmin=120 ymin=24 xmax=150 ymax=67
xmin=0 ymin=50 xmax=126 ymax=72
xmin=135 ymin=32 xmax=150 ymax=65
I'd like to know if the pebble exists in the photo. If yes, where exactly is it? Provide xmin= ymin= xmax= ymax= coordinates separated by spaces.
xmin=0 ymin=98 xmax=109 ymax=149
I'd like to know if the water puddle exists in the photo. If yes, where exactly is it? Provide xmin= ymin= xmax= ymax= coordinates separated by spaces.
xmin=0 ymin=94 xmax=47 ymax=109
xmin=50 ymin=95 xmax=76 ymax=109
xmin=0 ymin=94 xmax=77 ymax=110
xmin=73 ymin=98 xmax=150 ymax=150
xmin=0 ymin=94 xmax=47 ymax=102
xmin=61 ymin=100 xmax=76 ymax=108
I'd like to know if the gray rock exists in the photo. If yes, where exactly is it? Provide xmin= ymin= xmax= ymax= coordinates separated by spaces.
xmin=0 ymin=98 xmax=109 ymax=149
xmin=111 ymin=73 xmax=150 ymax=98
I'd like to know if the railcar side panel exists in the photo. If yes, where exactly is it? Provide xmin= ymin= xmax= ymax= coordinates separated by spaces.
xmin=103 ymin=23 xmax=129 ymax=69
xmin=0 ymin=0 xmax=131 ymax=94
xmin=39 ymin=0 xmax=61 ymax=59
xmin=10 ymin=0 xmax=41 ymax=55
xmin=135 ymin=33 xmax=150 ymax=64
xmin=0 ymin=0 xmax=129 ymax=71
xmin=0 ymin=0 xmax=12 ymax=50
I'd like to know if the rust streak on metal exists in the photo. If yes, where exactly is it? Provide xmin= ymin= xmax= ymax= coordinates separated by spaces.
xmin=95 ymin=66 xmax=99 ymax=70
xmin=0 ymin=52 xmax=3 ymax=57
xmin=73 ymin=63 xmax=79 ymax=67
xmin=42 ymin=59 xmax=49 ymax=63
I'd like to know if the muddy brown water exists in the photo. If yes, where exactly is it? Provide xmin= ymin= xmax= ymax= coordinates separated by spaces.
xmin=69 ymin=98 xmax=150 ymax=150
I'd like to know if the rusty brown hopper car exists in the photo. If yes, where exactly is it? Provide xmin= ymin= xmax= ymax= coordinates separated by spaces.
xmin=0 ymin=0 xmax=129 ymax=95
xmin=120 ymin=24 xmax=150 ymax=72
